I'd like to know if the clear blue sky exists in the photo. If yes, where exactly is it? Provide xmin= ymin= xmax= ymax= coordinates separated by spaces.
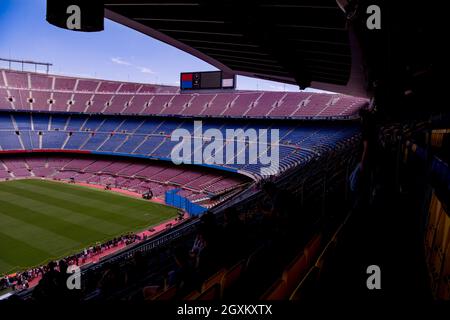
xmin=0 ymin=0 xmax=319 ymax=92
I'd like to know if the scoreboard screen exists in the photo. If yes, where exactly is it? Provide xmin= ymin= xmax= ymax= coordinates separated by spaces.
xmin=180 ymin=71 xmax=235 ymax=90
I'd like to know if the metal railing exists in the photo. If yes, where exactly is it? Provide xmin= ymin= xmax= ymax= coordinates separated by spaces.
xmin=0 ymin=58 xmax=52 ymax=74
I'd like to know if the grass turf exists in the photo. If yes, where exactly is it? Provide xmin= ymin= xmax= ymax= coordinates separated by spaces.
xmin=0 ymin=179 xmax=178 ymax=276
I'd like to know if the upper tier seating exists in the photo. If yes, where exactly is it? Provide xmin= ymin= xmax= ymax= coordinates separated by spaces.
xmin=0 ymin=69 xmax=367 ymax=119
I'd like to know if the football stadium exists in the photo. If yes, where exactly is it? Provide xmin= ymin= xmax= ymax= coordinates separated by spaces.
xmin=0 ymin=0 xmax=447 ymax=310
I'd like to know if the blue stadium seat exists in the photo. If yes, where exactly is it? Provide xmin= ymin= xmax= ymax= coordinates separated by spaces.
xmin=13 ymin=114 xmax=32 ymax=130
xmin=0 ymin=131 xmax=22 ymax=150
xmin=64 ymin=132 xmax=89 ymax=149
xmin=116 ymin=135 xmax=146 ymax=153
xmin=98 ymin=134 xmax=127 ymax=152
xmin=0 ymin=114 xmax=15 ymax=130
xmin=32 ymin=114 xmax=50 ymax=131
xmin=82 ymin=133 xmax=109 ymax=150
xmin=49 ymin=115 xmax=69 ymax=130
xmin=42 ymin=131 xmax=67 ymax=149
xmin=66 ymin=115 xmax=88 ymax=131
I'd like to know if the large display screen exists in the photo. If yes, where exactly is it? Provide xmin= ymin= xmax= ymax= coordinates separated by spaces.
xmin=180 ymin=71 xmax=235 ymax=90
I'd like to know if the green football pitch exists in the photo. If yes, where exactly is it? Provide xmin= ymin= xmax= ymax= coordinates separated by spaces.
xmin=0 ymin=179 xmax=178 ymax=276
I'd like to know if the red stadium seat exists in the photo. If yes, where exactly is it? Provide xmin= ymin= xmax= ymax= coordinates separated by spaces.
xmin=202 ymin=268 xmax=226 ymax=292
xmin=0 ymin=69 xmax=366 ymax=119
xmin=152 ymin=286 xmax=177 ymax=300
xmin=304 ymin=234 xmax=322 ymax=263
xmin=220 ymin=260 xmax=245 ymax=298
xmin=260 ymin=279 xmax=287 ymax=300
xmin=282 ymin=253 xmax=308 ymax=294
xmin=197 ymin=284 xmax=220 ymax=300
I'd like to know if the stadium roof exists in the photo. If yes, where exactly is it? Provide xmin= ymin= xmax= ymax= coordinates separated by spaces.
xmin=104 ymin=0 xmax=367 ymax=97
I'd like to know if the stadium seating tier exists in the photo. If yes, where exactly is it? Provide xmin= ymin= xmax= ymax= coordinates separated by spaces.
xmin=1 ymin=69 xmax=367 ymax=120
